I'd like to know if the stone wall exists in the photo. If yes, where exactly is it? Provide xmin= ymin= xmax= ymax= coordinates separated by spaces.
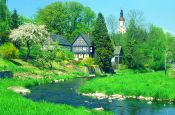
xmin=0 ymin=71 xmax=13 ymax=78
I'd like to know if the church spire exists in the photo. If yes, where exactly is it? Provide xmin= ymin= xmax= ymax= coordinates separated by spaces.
xmin=119 ymin=9 xmax=125 ymax=21
xmin=120 ymin=9 xmax=123 ymax=17
xmin=117 ymin=9 xmax=126 ymax=34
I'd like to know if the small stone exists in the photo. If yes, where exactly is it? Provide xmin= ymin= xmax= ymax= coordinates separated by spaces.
xmin=108 ymin=99 xmax=112 ymax=103
xmin=95 ymin=107 xmax=104 ymax=111
xmin=84 ymin=101 xmax=89 ymax=103
xmin=147 ymin=101 xmax=152 ymax=104
xmin=118 ymin=97 xmax=125 ymax=101
xmin=54 ymin=79 xmax=64 ymax=83
xmin=54 ymin=80 xmax=59 ymax=83
xmin=138 ymin=96 xmax=145 ymax=100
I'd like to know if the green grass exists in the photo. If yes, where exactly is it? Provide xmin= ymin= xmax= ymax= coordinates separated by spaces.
xmin=80 ymin=71 xmax=175 ymax=100
xmin=0 ymin=78 xmax=111 ymax=115
xmin=0 ymin=58 xmax=88 ymax=79
xmin=0 ymin=58 xmax=111 ymax=115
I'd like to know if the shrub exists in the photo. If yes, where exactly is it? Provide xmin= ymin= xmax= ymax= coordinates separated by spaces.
xmin=82 ymin=57 xmax=95 ymax=67
xmin=0 ymin=43 xmax=19 ymax=59
xmin=56 ymin=49 xmax=74 ymax=62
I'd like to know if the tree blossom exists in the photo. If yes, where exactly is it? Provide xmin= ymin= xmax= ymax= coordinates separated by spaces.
xmin=9 ymin=23 xmax=49 ymax=61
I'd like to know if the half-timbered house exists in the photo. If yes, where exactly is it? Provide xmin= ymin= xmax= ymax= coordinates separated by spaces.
xmin=72 ymin=33 xmax=93 ymax=60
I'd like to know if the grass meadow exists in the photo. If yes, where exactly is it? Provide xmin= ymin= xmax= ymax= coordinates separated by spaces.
xmin=80 ymin=70 xmax=175 ymax=100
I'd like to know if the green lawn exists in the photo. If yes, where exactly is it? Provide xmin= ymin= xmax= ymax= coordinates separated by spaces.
xmin=80 ymin=71 xmax=175 ymax=100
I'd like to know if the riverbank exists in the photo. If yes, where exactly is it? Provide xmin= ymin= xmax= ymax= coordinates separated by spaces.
xmin=0 ymin=78 xmax=112 ymax=115
xmin=0 ymin=58 xmax=111 ymax=115
xmin=80 ymin=71 xmax=175 ymax=103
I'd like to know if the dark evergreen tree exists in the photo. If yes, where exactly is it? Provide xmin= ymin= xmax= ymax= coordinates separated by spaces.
xmin=92 ymin=13 xmax=114 ymax=73
xmin=11 ymin=9 xmax=20 ymax=29
xmin=0 ymin=0 xmax=11 ymax=44
xmin=0 ymin=0 xmax=11 ymax=32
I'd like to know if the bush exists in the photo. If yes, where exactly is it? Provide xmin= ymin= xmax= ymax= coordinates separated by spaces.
xmin=0 ymin=43 xmax=19 ymax=59
xmin=82 ymin=57 xmax=95 ymax=67
xmin=56 ymin=49 xmax=74 ymax=62
xmin=19 ymin=45 xmax=42 ymax=59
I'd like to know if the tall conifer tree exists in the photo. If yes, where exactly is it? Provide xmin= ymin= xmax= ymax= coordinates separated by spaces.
xmin=11 ymin=9 xmax=20 ymax=29
xmin=92 ymin=13 xmax=114 ymax=73
xmin=0 ymin=0 xmax=11 ymax=32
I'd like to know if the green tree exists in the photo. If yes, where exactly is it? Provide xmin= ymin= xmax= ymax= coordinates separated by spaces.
xmin=166 ymin=34 xmax=175 ymax=63
xmin=36 ymin=2 xmax=67 ymax=34
xmin=9 ymin=23 xmax=49 ymax=61
xmin=146 ymin=26 xmax=166 ymax=70
xmin=63 ymin=1 xmax=95 ymax=42
xmin=0 ymin=0 xmax=11 ymax=32
xmin=92 ymin=13 xmax=114 ymax=73
xmin=123 ymin=19 xmax=148 ymax=69
xmin=19 ymin=15 xmax=34 ymax=25
xmin=35 ymin=1 xmax=95 ymax=42
xmin=11 ymin=9 xmax=20 ymax=29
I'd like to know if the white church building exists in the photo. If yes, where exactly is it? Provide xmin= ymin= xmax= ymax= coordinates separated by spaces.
xmin=117 ymin=9 xmax=127 ymax=34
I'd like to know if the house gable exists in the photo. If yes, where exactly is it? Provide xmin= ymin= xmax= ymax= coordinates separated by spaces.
xmin=72 ymin=35 xmax=88 ymax=46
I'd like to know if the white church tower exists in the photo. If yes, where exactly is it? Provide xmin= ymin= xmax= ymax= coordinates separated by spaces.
xmin=117 ymin=9 xmax=127 ymax=34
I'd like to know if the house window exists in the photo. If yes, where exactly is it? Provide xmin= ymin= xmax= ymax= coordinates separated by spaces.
xmin=82 ymin=47 xmax=88 ymax=52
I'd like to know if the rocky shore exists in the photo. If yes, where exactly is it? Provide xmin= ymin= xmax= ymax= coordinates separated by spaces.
xmin=82 ymin=92 xmax=174 ymax=104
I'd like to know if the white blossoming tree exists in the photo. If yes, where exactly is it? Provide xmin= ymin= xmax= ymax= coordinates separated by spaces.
xmin=10 ymin=23 xmax=49 ymax=61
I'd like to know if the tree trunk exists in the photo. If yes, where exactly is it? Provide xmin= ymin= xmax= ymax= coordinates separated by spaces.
xmin=49 ymin=61 xmax=53 ymax=70
xmin=25 ymin=41 xmax=30 ymax=61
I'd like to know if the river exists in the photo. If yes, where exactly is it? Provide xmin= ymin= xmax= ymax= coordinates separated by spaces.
xmin=25 ymin=78 xmax=175 ymax=115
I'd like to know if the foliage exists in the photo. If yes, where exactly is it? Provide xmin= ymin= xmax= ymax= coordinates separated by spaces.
xmin=82 ymin=57 xmax=95 ymax=67
xmin=11 ymin=9 xmax=20 ymax=29
xmin=19 ymin=15 xmax=34 ymax=24
xmin=145 ymin=26 xmax=166 ymax=70
xmin=35 ymin=1 xmax=95 ymax=42
xmin=113 ymin=15 xmax=170 ymax=71
xmin=0 ymin=42 xmax=19 ymax=59
xmin=106 ymin=15 xmax=117 ymax=35
xmin=0 ymin=31 xmax=10 ymax=44
xmin=92 ymin=13 xmax=114 ymax=73
xmin=166 ymin=34 xmax=175 ymax=62
xmin=19 ymin=45 xmax=41 ymax=59
xmin=80 ymin=71 xmax=175 ymax=100
xmin=0 ymin=0 xmax=11 ymax=32
xmin=9 ymin=23 xmax=49 ymax=61
xmin=56 ymin=49 xmax=74 ymax=62
xmin=35 ymin=2 xmax=67 ymax=34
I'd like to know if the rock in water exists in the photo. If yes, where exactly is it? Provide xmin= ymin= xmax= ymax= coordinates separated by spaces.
xmin=95 ymin=107 xmax=104 ymax=111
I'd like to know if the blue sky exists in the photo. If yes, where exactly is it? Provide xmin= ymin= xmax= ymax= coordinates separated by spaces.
xmin=7 ymin=0 xmax=175 ymax=35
